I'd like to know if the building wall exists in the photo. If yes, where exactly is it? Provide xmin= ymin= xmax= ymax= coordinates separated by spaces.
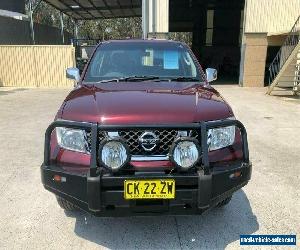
xmin=240 ymin=33 xmax=268 ymax=87
xmin=245 ymin=0 xmax=300 ymax=34
xmin=0 ymin=45 xmax=75 ymax=88
xmin=240 ymin=0 xmax=299 ymax=87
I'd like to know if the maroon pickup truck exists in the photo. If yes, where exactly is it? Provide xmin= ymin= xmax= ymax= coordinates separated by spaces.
xmin=41 ymin=39 xmax=251 ymax=216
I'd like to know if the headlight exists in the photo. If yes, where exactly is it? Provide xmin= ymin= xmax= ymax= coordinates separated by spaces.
xmin=56 ymin=127 xmax=89 ymax=153
xmin=208 ymin=126 xmax=235 ymax=151
xmin=99 ymin=139 xmax=130 ymax=172
xmin=170 ymin=137 xmax=200 ymax=170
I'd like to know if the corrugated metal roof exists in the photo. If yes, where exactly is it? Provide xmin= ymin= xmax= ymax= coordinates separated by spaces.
xmin=43 ymin=0 xmax=142 ymax=20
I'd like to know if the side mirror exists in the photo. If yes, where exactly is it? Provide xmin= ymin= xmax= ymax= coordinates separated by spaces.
xmin=66 ymin=67 xmax=80 ymax=82
xmin=206 ymin=68 xmax=217 ymax=83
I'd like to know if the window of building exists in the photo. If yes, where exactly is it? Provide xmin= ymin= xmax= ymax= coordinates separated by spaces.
xmin=205 ymin=10 xmax=214 ymax=46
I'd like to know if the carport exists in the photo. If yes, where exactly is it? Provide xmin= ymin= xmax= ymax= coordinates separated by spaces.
xmin=42 ymin=0 xmax=142 ymax=20
xmin=29 ymin=0 xmax=141 ymax=44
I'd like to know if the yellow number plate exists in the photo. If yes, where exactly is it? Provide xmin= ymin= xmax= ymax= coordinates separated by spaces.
xmin=124 ymin=179 xmax=175 ymax=199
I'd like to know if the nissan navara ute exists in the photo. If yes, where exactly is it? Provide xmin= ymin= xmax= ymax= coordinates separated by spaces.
xmin=41 ymin=39 xmax=251 ymax=216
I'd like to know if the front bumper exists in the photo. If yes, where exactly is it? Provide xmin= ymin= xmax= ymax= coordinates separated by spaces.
xmin=41 ymin=161 xmax=251 ymax=216
xmin=42 ymin=119 xmax=251 ymax=216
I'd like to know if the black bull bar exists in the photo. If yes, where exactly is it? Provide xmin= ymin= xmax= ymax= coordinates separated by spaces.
xmin=43 ymin=119 xmax=250 ymax=213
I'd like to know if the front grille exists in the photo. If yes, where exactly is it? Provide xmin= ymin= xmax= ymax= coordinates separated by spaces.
xmin=119 ymin=130 xmax=178 ymax=155
xmin=86 ymin=131 xmax=106 ymax=151
xmin=87 ymin=129 xmax=199 ymax=156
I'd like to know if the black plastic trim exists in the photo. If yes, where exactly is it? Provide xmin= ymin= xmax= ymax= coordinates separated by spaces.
xmin=41 ymin=162 xmax=252 ymax=216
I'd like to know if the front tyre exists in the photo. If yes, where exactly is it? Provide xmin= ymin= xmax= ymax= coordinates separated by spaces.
xmin=56 ymin=196 xmax=78 ymax=211
xmin=216 ymin=195 xmax=232 ymax=208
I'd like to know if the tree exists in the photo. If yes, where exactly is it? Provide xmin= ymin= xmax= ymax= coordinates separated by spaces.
xmin=25 ymin=1 xmax=189 ymax=44
xmin=25 ymin=0 xmax=73 ymax=33
xmin=76 ymin=17 xmax=142 ymax=40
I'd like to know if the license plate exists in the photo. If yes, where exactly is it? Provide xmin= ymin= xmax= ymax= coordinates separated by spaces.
xmin=124 ymin=179 xmax=175 ymax=199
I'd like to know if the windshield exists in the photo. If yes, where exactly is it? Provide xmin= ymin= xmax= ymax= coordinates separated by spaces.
xmin=83 ymin=41 xmax=204 ymax=83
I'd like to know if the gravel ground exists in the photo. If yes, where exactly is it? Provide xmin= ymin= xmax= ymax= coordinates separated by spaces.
xmin=0 ymin=85 xmax=299 ymax=250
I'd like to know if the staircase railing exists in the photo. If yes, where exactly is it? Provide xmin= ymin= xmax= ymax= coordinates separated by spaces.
xmin=268 ymin=15 xmax=300 ymax=86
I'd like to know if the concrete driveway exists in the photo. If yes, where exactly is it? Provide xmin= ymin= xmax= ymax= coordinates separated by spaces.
xmin=0 ymin=86 xmax=299 ymax=249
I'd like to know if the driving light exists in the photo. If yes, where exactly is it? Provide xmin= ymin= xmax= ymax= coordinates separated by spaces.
xmin=99 ymin=139 xmax=130 ymax=171
xmin=56 ymin=127 xmax=89 ymax=153
xmin=170 ymin=137 xmax=200 ymax=170
xmin=208 ymin=126 xmax=235 ymax=151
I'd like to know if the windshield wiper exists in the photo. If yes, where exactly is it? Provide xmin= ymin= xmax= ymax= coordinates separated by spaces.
xmin=96 ymin=78 xmax=121 ymax=83
xmin=97 ymin=76 xmax=159 ymax=83
xmin=96 ymin=76 xmax=200 ymax=83
xmin=123 ymin=76 xmax=161 ymax=81
xmin=170 ymin=77 xmax=200 ymax=82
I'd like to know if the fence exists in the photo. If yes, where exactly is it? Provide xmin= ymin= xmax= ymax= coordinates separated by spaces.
xmin=0 ymin=45 xmax=75 ymax=88
xmin=0 ymin=16 xmax=73 ymax=45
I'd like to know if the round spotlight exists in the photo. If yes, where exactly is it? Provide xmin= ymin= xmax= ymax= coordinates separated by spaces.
xmin=170 ymin=137 xmax=200 ymax=170
xmin=98 ymin=138 xmax=130 ymax=172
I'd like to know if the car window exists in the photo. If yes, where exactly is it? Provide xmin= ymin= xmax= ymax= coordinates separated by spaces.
xmin=84 ymin=42 xmax=203 ymax=82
